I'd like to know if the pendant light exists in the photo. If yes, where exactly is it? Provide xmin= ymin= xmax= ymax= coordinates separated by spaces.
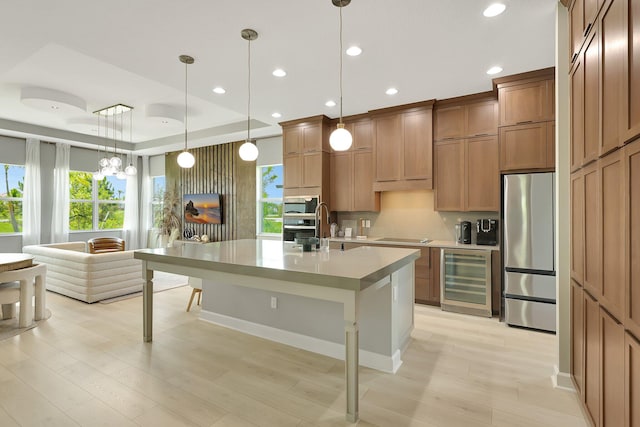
xmin=177 ymin=54 xmax=196 ymax=168
xmin=124 ymin=109 xmax=137 ymax=175
xmin=329 ymin=0 xmax=353 ymax=151
xmin=239 ymin=28 xmax=259 ymax=162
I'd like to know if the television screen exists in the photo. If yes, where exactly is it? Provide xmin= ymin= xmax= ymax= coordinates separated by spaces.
xmin=183 ymin=193 xmax=222 ymax=224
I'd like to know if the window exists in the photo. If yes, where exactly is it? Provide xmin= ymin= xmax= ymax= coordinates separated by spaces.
xmin=151 ymin=176 xmax=165 ymax=228
xmin=257 ymin=165 xmax=283 ymax=235
xmin=69 ymin=171 xmax=126 ymax=231
xmin=0 ymin=163 xmax=24 ymax=234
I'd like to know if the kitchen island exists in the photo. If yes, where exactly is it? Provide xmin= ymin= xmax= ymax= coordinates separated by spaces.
xmin=134 ymin=239 xmax=419 ymax=423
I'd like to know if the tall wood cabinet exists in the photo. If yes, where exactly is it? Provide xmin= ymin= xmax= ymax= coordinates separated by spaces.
xmin=569 ymin=0 xmax=640 ymax=424
xmin=433 ymin=94 xmax=500 ymax=212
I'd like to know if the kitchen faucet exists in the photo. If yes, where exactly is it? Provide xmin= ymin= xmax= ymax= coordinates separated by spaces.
xmin=315 ymin=202 xmax=331 ymax=241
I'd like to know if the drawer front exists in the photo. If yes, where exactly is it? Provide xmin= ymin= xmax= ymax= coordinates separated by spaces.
xmin=505 ymin=298 xmax=556 ymax=332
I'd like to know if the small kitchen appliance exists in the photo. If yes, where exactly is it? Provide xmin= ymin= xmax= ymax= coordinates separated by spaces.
xmin=476 ymin=219 xmax=498 ymax=246
xmin=456 ymin=221 xmax=472 ymax=244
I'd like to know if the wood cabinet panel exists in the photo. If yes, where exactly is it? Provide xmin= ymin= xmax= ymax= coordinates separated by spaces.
xmin=283 ymin=126 xmax=301 ymax=155
xmin=600 ymin=0 xmax=626 ymax=155
xmin=600 ymin=150 xmax=625 ymax=321
xmin=547 ymin=121 xmax=556 ymax=168
xmin=434 ymin=105 xmax=464 ymax=141
xmin=627 ymin=140 xmax=640 ymax=338
xmin=403 ymin=108 xmax=432 ymax=180
xmin=466 ymin=136 xmax=499 ymax=211
xmin=499 ymin=80 xmax=550 ymax=126
xmin=584 ymin=291 xmax=600 ymax=425
xmin=571 ymin=0 xmax=586 ymax=62
xmin=572 ymin=280 xmax=584 ymax=396
xmin=302 ymin=123 xmax=322 ymax=152
xmin=600 ymin=307 xmax=625 ymax=427
xmin=584 ymin=28 xmax=601 ymax=164
xmin=622 ymin=0 xmax=640 ymax=142
xmin=353 ymin=151 xmax=379 ymax=212
xmin=352 ymin=119 xmax=373 ymax=151
xmin=499 ymin=122 xmax=549 ymax=171
xmin=330 ymin=152 xmax=352 ymax=212
xmin=283 ymin=155 xmax=302 ymax=189
xmin=583 ymin=162 xmax=602 ymax=298
xmin=374 ymin=114 xmax=402 ymax=182
xmin=302 ymin=152 xmax=323 ymax=187
xmin=434 ymin=140 xmax=464 ymax=211
xmin=466 ymin=101 xmax=498 ymax=137
xmin=625 ymin=331 xmax=640 ymax=427
xmin=571 ymin=172 xmax=585 ymax=284
xmin=572 ymin=57 xmax=585 ymax=171
xmin=429 ymin=248 xmax=441 ymax=305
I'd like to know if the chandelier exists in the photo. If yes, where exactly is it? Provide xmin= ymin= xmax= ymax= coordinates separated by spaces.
xmin=93 ymin=104 xmax=137 ymax=180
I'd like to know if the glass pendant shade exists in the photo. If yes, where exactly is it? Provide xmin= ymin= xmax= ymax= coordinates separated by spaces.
xmin=177 ymin=150 xmax=195 ymax=168
xmin=125 ymin=164 xmax=137 ymax=176
xmin=109 ymin=156 xmax=122 ymax=168
xmin=99 ymin=157 xmax=109 ymax=167
xmin=329 ymin=124 xmax=353 ymax=151
xmin=116 ymin=170 xmax=126 ymax=180
xmin=239 ymin=140 xmax=259 ymax=161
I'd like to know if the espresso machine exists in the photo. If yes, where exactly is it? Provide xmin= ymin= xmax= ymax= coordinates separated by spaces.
xmin=456 ymin=221 xmax=472 ymax=244
xmin=476 ymin=219 xmax=498 ymax=245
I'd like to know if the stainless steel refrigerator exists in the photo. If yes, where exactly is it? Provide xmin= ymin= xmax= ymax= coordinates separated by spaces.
xmin=503 ymin=172 xmax=556 ymax=332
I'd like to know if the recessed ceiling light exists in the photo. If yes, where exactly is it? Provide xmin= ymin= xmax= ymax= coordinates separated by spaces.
xmin=271 ymin=112 xmax=282 ymax=118
xmin=346 ymin=46 xmax=362 ymax=56
xmin=212 ymin=87 xmax=226 ymax=94
xmin=325 ymin=100 xmax=337 ymax=107
xmin=385 ymin=88 xmax=398 ymax=95
xmin=486 ymin=66 xmax=503 ymax=75
xmin=483 ymin=3 xmax=506 ymax=17
xmin=272 ymin=69 xmax=287 ymax=77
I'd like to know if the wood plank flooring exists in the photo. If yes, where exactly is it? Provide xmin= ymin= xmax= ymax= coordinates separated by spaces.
xmin=0 ymin=287 xmax=587 ymax=426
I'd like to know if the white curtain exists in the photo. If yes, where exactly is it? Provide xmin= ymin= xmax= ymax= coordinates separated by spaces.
xmin=123 ymin=155 xmax=139 ymax=249
xmin=50 ymin=143 xmax=70 ymax=243
xmin=22 ymin=139 xmax=41 ymax=246
xmin=139 ymin=156 xmax=152 ymax=248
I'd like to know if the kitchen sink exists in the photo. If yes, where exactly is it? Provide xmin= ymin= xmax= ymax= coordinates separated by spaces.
xmin=376 ymin=237 xmax=430 ymax=244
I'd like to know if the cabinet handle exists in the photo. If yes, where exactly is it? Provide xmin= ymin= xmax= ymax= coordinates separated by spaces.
xmin=583 ymin=22 xmax=592 ymax=37
xmin=516 ymin=120 xmax=533 ymax=125
xmin=473 ymin=133 xmax=489 ymax=137
xmin=355 ymin=147 xmax=369 ymax=150
xmin=442 ymin=137 xmax=456 ymax=140
xmin=571 ymin=52 xmax=579 ymax=63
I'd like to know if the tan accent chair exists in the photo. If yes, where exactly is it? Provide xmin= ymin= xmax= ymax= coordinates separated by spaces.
xmin=88 ymin=237 xmax=125 ymax=254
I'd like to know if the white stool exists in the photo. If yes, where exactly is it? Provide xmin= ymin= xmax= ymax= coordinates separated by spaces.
xmin=186 ymin=277 xmax=202 ymax=312
xmin=0 ymin=263 xmax=47 ymax=327
xmin=0 ymin=282 xmax=20 ymax=321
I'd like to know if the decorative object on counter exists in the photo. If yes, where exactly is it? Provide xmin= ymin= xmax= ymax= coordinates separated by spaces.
xmin=328 ymin=0 xmax=353 ymax=151
xmin=337 ymin=229 xmax=345 ymax=237
xmin=201 ymin=234 xmax=209 ymax=242
xmin=183 ymin=227 xmax=195 ymax=239
xmin=177 ymin=54 xmax=195 ymax=168
xmin=344 ymin=227 xmax=352 ymax=238
xmin=160 ymin=189 xmax=182 ymax=246
xmin=330 ymin=222 xmax=338 ymax=238
xmin=238 ymin=28 xmax=259 ymax=161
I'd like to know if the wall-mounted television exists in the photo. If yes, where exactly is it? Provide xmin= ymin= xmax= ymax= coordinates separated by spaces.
xmin=183 ymin=193 xmax=222 ymax=224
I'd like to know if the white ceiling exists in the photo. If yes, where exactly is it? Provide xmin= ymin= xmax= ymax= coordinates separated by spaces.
xmin=0 ymin=0 xmax=558 ymax=156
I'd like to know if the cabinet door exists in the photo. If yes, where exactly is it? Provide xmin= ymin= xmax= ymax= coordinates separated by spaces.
xmin=570 ymin=0 xmax=585 ymax=63
xmin=330 ymin=152 xmax=352 ymax=211
xmin=625 ymin=331 xmax=640 ymax=427
xmin=584 ymin=28 xmax=600 ymax=164
xmin=353 ymin=151 xmax=379 ymax=212
xmin=627 ymin=140 xmax=640 ymax=338
xmin=353 ymin=119 xmax=373 ymax=151
xmin=301 ymin=152 xmax=323 ymax=188
xmin=600 ymin=150 xmax=625 ymax=321
xmin=499 ymin=80 xmax=549 ymax=126
xmin=600 ymin=307 xmax=625 ymax=427
xmin=499 ymin=122 xmax=548 ymax=171
xmin=374 ymin=114 xmax=402 ymax=182
xmin=584 ymin=291 xmax=600 ymax=425
xmin=571 ymin=57 xmax=585 ymax=171
xmin=583 ymin=161 xmax=602 ymax=299
xmin=600 ymin=0 xmax=626 ymax=155
xmin=466 ymin=101 xmax=498 ymax=137
xmin=302 ymin=123 xmax=322 ymax=153
xmin=403 ymin=109 xmax=432 ymax=180
xmin=622 ymin=0 xmax=640 ymax=142
xmin=466 ymin=136 xmax=499 ymax=211
xmin=547 ymin=121 xmax=556 ymax=168
xmin=283 ymin=126 xmax=301 ymax=155
xmin=434 ymin=105 xmax=464 ymax=141
xmin=430 ymin=248 xmax=441 ymax=305
xmin=571 ymin=171 xmax=585 ymax=284
xmin=283 ymin=155 xmax=302 ymax=189
xmin=415 ymin=247 xmax=430 ymax=303
xmin=434 ymin=140 xmax=464 ymax=211
xmin=571 ymin=280 xmax=584 ymax=396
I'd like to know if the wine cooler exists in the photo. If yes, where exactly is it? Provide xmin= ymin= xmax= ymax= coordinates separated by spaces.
xmin=440 ymin=248 xmax=492 ymax=317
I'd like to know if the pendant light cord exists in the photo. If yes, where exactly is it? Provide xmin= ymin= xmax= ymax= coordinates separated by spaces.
xmin=247 ymin=36 xmax=251 ymax=142
xmin=184 ymin=60 xmax=188 ymax=152
xmin=339 ymin=3 xmax=344 ymax=125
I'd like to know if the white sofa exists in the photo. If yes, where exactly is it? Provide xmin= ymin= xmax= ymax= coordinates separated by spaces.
xmin=22 ymin=242 xmax=144 ymax=303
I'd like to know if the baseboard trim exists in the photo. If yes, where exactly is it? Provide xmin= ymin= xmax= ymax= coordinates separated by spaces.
xmin=200 ymin=310 xmax=401 ymax=373
xmin=552 ymin=365 xmax=575 ymax=391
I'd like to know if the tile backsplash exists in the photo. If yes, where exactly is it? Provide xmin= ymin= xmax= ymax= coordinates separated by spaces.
xmin=336 ymin=190 xmax=499 ymax=243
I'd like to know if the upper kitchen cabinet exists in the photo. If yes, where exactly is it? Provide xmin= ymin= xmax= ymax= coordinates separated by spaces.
xmin=434 ymin=92 xmax=498 ymax=141
xmin=371 ymin=100 xmax=435 ymax=192
xmin=499 ymin=122 xmax=555 ymax=171
xmin=621 ymin=0 xmax=640 ymax=143
xmin=280 ymin=115 xmax=331 ymax=199
xmin=569 ymin=0 xmax=602 ymax=64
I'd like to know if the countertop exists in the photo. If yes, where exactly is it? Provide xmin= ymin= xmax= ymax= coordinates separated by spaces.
xmin=327 ymin=236 xmax=499 ymax=251
xmin=135 ymin=239 xmax=420 ymax=292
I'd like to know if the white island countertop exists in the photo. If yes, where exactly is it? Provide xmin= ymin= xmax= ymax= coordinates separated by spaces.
xmin=135 ymin=239 xmax=420 ymax=292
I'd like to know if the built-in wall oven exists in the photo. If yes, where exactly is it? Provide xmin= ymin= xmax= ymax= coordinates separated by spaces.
xmin=282 ymin=196 xmax=319 ymax=242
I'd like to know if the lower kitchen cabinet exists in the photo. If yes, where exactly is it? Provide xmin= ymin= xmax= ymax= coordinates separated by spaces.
xmin=626 ymin=331 xmax=640 ymax=427
xmin=600 ymin=307 xmax=625 ymax=427
xmin=584 ymin=290 xmax=600 ymax=425
xmin=571 ymin=280 xmax=584 ymax=396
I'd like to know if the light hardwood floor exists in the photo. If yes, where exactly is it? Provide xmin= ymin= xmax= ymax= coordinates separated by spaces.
xmin=0 ymin=286 xmax=588 ymax=427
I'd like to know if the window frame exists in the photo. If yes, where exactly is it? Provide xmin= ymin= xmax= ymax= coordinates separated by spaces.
xmin=0 ymin=163 xmax=25 ymax=235
xmin=256 ymin=164 xmax=283 ymax=238
xmin=151 ymin=175 xmax=165 ymax=229
xmin=69 ymin=171 xmax=126 ymax=232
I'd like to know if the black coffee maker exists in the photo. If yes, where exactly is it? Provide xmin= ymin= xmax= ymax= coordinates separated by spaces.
xmin=456 ymin=221 xmax=472 ymax=244
xmin=476 ymin=219 xmax=498 ymax=246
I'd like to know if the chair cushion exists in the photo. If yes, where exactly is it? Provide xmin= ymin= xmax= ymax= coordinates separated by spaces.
xmin=88 ymin=237 xmax=125 ymax=254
